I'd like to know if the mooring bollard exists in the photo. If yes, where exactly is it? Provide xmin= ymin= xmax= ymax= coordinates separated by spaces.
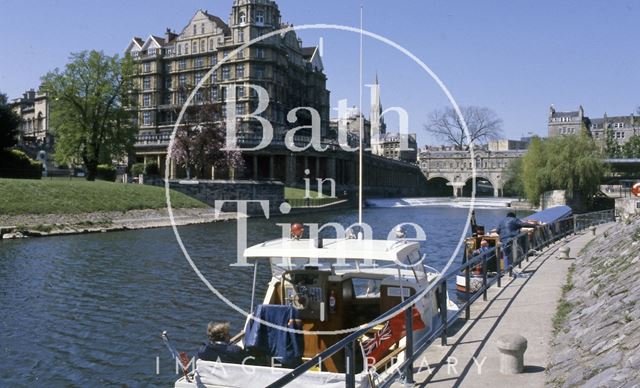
xmin=497 ymin=334 xmax=527 ymax=374
xmin=590 ymin=226 xmax=596 ymax=236
xmin=558 ymin=246 xmax=570 ymax=260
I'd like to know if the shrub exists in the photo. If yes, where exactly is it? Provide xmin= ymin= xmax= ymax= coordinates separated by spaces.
xmin=144 ymin=162 xmax=160 ymax=176
xmin=96 ymin=164 xmax=117 ymax=182
xmin=0 ymin=149 xmax=42 ymax=179
xmin=131 ymin=163 xmax=145 ymax=177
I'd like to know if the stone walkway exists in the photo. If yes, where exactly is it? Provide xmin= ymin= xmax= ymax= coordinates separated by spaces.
xmin=392 ymin=222 xmax=616 ymax=388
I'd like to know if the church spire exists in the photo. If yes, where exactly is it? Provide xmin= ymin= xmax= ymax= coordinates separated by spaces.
xmin=370 ymin=73 xmax=386 ymax=137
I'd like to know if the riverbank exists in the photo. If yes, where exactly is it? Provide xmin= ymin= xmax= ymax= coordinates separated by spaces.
xmin=546 ymin=217 xmax=640 ymax=386
xmin=0 ymin=207 xmax=241 ymax=239
xmin=396 ymin=222 xmax=615 ymax=387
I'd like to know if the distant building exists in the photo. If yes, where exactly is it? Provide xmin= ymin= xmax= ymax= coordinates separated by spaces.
xmin=10 ymin=88 xmax=51 ymax=146
xmin=548 ymin=105 xmax=640 ymax=144
xmin=125 ymin=0 xmax=330 ymax=177
xmin=488 ymin=138 xmax=530 ymax=151
xmin=371 ymin=133 xmax=417 ymax=163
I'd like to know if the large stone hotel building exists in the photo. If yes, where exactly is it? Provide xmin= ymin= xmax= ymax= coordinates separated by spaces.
xmin=125 ymin=0 xmax=331 ymax=181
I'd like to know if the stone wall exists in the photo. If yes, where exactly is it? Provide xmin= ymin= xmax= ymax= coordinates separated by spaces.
xmin=615 ymin=197 xmax=640 ymax=221
xmin=541 ymin=190 xmax=585 ymax=212
xmin=146 ymin=178 xmax=285 ymax=216
xmin=546 ymin=217 xmax=640 ymax=386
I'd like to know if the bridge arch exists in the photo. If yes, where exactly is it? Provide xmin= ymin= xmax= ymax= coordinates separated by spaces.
xmin=426 ymin=176 xmax=452 ymax=197
xmin=462 ymin=176 xmax=497 ymax=197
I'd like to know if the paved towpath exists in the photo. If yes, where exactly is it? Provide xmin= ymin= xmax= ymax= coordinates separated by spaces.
xmin=393 ymin=222 xmax=616 ymax=388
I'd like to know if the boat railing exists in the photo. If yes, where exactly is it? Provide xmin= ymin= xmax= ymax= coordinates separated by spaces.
xmin=266 ymin=208 xmax=616 ymax=388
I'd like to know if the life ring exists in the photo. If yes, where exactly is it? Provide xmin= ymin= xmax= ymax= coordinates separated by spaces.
xmin=632 ymin=182 xmax=640 ymax=197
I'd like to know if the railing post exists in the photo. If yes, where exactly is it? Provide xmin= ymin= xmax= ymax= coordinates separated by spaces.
xmin=482 ymin=253 xmax=488 ymax=301
xmin=496 ymin=244 xmax=502 ymax=288
xmin=573 ymin=215 xmax=577 ymax=235
xmin=345 ymin=341 xmax=356 ymax=388
xmin=510 ymin=241 xmax=516 ymax=277
xmin=404 ymin=307 xmax=415 ymax=384
xmin=439 ymin=282 xmax=448 ymax=346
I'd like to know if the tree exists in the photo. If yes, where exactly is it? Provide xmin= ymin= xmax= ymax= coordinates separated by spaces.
xmin=521 ymin=134 xmax=605 ymax=207
xmin=0 ymin=92 xmax=21 ymax=150
xmin=604 ymin=127 xmax=620 ymax=158
xmin=424 ymin=106 xmax=502 ymax=149
xmin=502 ymin=157 xmax=524 ymax=198
xmin=169 ymin=98 xmax=243 ymax=179
xmin=621 ymin=135 xmax=640 ymax=158
xmin=41 ymin=50 xmax=136 ymax=180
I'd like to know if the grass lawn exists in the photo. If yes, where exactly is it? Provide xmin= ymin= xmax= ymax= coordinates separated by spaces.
xmin=0 ymin=178 xmax=207 ymax=215
xmin=285 ymin=187 xmax=322 ymax=199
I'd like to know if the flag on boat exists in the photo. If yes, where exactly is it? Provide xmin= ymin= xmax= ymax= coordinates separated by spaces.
xmin=362 ymin=307 xmax=426 ymax=363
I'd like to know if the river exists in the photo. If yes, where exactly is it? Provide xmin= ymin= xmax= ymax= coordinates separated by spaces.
xmin=0 ymin=205 xmax=517 ymax=386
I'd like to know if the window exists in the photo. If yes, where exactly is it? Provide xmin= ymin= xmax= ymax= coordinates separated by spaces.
xmin=177 ymin=45 xmax=182 ymax=55
xmin=194 ymin=57 xmax=204 ymax=68
xmin=237 ymin=64 xmax=244 ymax=78
xmin=256 ymin=10 xmax=264 ymax=24
xmin=143 ymin=62 xmax=151 ymax=73
xmin=255 ymin=65 xmax=265 ymax=78
xmin=143 ymin=76 xmax=151 ymax=90
xmin=178 ymin=59 xmax=186 ymax=70
xmin=185 ymin=43 xmax=189 ymax=54
xmin=195 ymin=91 xmax=203 ymax=103
xmin=256 ymin=48 xmax=264 ymax=59
xmin=148 ymin=48 xmax=156 ymax=56
xmin=193 ymin=24 xmax=197 ymax=35
xmin=236 ymin=104 xmax=245 ymax=115
xmin=143 ymin=111 xmax=152 ymax=126
xmin=211 ymin=56 xmax=217 ymax=66
xmin=212 ymin=70 xmax=217 ymax=82
xmin=165 ymin=78 xmax=172 ymax=89
xmin=143 ymin=94 xmax=151 ymax=107
xmin=195 ymin=72 xmax=203 ymax=85
xmin=239 ymin=12 xmax=246 ymax=24
xmin=222 ymin=66 xmax=230 ymax=80
xmin=237 ymin=30 xmax=244 ymax=42
xmin=200 ymin=40 xmax=205 ymax=53
xmin=179 ymin=74 xmax=187 ymax=86
xmin=201 ymin=23 xmax=205 ymax=34
xmin=193 ymin=41 xmax=197 ymax=54
xmin=211 ymin=87 xmax=218 ymax=101
xmin=209 ymin=38 xmax=214 ymax=51
xmin=178 ymin=93 xmax=186 ymax=104
xmin=237 ymin=86 xmax=245 ymax=97
xmin=165 ymin=62 xmax=172 ymax=72
xmin=237 ymin=49 xmax=244 ymax=59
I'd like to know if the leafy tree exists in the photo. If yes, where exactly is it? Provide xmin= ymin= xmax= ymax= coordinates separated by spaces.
xmin=604 ymin=127 xmax=620 ymax=158
xmin=621 ymin=135 xmax=640 ymax=158
xmin=424 ymin=106 xmax=502 ymax=150
xmin=502 ymin=157 xmax=524 ymax=198
xmin=41 ymin=50 xmax=137 ymax=180
xmin=169 ymin=101 xmax=243 ymax=179
xmin=522 ymin=135 xmax=604 ymax=207
xmin=0 ymin=92 xmax=21 ymax=150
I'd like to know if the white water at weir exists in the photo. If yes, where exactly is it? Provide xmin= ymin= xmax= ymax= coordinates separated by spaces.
xmin=366 ymin=197 xmax=516 ymax=209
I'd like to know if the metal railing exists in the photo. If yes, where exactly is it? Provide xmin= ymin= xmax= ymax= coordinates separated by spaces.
xmin=266 ymin=208 xmax=615 ymax=388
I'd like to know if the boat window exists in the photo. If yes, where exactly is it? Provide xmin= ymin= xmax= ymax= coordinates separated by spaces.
xmin=352 ymin=278 xmax=381 ymax=298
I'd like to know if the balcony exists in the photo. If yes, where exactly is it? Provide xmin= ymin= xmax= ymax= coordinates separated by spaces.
xmin=135 ymin=133 xmax=172 ymax=147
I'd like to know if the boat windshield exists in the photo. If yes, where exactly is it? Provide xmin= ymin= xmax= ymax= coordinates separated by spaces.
xmin=268 ymin=250 xmax=427 ymax=280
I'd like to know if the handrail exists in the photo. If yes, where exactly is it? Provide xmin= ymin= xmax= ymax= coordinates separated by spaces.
xmin=267 ymin=208 xmax=616 ymax=388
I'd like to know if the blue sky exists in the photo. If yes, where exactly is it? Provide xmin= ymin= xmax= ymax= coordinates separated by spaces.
xmin=1 ymin=0 xmax=639 ymax=146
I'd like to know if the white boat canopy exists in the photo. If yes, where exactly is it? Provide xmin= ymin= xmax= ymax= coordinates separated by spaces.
xmin=243 ymin=238 xmax=421 ymax=262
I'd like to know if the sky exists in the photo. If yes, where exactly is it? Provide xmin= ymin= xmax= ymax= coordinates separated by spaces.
xmin=1 ymin=0 xmax=639 ymax=146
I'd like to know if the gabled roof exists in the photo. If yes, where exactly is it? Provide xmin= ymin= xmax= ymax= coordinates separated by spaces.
xmin=141 ymin=35 xmax=165 ymax=50
xmin=301 ymin=46 xmax=324 ymax=71
xmin=177 ymin=9 xmax=230 ymax=38
xmin=124 ymin=37 xmax=144 ymax=53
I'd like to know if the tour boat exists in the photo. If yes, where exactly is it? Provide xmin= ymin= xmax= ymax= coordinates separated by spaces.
xmin=173 ymin=228 xmax=459 ymax=388
xmin=455 ymin=206 xmax=573 ymax=294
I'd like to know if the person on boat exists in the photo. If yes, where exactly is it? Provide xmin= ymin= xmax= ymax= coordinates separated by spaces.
xmin=197 ymin=322 xmax=248 ymax=364
xmin=496 ymin=212 xmax=539 ymax=272
xmin=474 ymin=239 xmax=490 ymax=255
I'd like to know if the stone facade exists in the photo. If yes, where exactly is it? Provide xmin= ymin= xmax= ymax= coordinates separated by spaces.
xmin=548 ymin=105 xmax=640 ymax=145
xmin=370 ymin=132 xmax=417 ymax=163
xmin=10 ymin=89 xmax=51 ymax=145
xmin=126 ymin=0 xmax=330 ymax=178
xmin=418 ymin=146 xmax=526 ymax=197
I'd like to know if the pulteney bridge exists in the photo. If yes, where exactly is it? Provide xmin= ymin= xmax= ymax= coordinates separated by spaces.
xmin=419 ymin=148 xmax=526 ymax=197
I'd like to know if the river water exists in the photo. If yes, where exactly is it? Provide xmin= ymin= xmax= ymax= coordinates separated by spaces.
xmin=0 ymin=206 xmax=516 ymax=387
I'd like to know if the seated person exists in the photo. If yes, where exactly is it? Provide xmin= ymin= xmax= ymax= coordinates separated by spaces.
xmin=198 ymin=321 xmax=248 ymax=364
xmin=473 ymin=239 xmax=490 ymax=255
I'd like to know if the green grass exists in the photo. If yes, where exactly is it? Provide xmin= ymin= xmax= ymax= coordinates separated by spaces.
xmin=0 ymin=178 xmax=207 ymax=215
xmin=285 ymin=186 xmax=323 ymax=199
xmin=553 ymin=263 xmax=576 ymax=334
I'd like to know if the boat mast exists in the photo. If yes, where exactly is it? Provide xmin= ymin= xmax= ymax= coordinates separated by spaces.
xmin=358 ymin=5 xmax=364 ymax=226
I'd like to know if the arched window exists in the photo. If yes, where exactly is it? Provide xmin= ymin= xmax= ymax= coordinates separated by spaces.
xmin=193 ymin=24 xmax=197 ymax=35
xmin=201 ymin=23 xmax=205 ymax=34
xmin=200 ymin=40 xmax=205 ymax=52
xmin=185 ymin=43 xmax=189 ymax=54
xmin=239 ymin=12 xmax=246 ymax=24
xmin=193 ymin=41 xmax=197 ymax=53
xmin=208 ymin=38 xmax=214 ymax=51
